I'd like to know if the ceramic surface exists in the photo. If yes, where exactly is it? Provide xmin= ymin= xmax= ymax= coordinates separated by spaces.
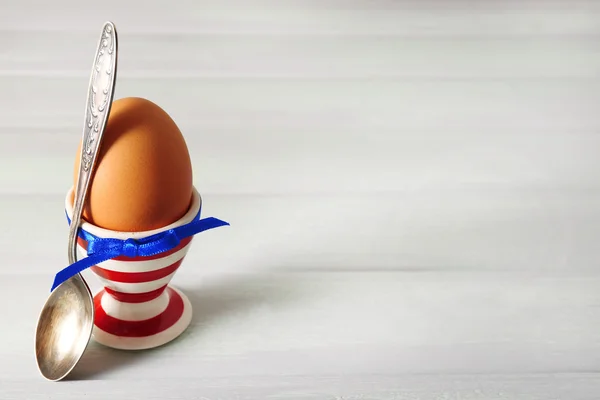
xmin=64 ymin=187 xmax=201 ymax=350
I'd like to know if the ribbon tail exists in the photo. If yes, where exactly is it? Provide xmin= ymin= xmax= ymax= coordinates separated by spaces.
xmin=50 ymin=250 xmax=120 ymax=292
xmin=177 ymin=217 xmax=230 ymax=238
xmin=196 ymin=217 xmax=230 ymax=231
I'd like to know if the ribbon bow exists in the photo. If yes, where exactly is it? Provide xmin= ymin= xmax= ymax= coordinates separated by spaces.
xmin=51 ymin=209 xmax=229 ymax=291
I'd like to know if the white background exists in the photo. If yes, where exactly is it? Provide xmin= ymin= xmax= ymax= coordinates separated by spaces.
xmin=1 ymin=1 xmax=600 ymax=398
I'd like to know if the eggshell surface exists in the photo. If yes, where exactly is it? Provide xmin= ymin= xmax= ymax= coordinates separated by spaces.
xmin=72 ymin=97 xmax=193 ymax=232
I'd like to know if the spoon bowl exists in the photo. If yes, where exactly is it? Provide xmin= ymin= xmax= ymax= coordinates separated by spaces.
xmin=35 ymin=276 xmax=93 ymax=381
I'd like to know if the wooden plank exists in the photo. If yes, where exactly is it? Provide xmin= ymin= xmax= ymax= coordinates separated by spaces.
xmin=2 ymin=272 xmax=600 ymax=384
xmin=1 ymin=125 xmax=600 ymax=196
xmin=1 ymin=0 xmax=599 ymax=36
xmin=1 ymin=77 xmax=597 ymax=130
xmin=2 ymin=191 xmax=600 ymax=274
xmin=3 ymin=33 xmax=599 ymax=79
xmin=3 ymin=374 xmax=600 ymax=399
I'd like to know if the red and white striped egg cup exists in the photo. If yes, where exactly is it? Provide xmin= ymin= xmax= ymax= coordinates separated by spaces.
xmin=65 ymin=186 xmax=202 ymax=350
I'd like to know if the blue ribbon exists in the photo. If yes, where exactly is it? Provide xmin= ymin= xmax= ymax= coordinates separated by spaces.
xmin=51 ymin=208 xmax=229 ymax=292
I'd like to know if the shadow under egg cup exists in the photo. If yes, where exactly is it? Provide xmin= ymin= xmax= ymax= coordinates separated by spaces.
xmin=64 ymin=187 xmax=202 ymax=350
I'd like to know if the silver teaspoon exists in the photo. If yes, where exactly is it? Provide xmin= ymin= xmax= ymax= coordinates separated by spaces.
xmin=35 ymin=21 xmax=118 ymax=381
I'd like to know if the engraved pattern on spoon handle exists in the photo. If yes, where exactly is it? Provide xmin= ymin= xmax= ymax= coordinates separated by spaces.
xmin=69 ymin=22 xmax=118 ymax=265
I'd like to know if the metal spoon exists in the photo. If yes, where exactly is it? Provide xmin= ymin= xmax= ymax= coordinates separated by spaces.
xmin=35 ymin=21 xmax=118 ymax=381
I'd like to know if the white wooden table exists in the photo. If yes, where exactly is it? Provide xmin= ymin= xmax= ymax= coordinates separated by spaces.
xmin=1 ymin=1 xmax=600 ymax=398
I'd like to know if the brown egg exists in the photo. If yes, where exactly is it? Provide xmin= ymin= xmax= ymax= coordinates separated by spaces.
xmin=72 ymin=97 xmax=193 ymax=232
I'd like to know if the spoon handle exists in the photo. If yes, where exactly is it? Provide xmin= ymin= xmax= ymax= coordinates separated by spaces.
xmin=68 ymin=22 xmax=118 ymax=265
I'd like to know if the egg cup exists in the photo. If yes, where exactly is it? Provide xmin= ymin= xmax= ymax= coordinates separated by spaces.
xmin=64 ymin=186 xmax=203 ymax=350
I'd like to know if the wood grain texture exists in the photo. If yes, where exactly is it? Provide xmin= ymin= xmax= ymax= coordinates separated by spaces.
xmin=1 ymin=0 xmax=599 ymax=398
xmin=2 ymin=270 xmax=600 ymax=398
xmin=4 ymin=375 xmax=600 ymax=400
xmin=4 ymin=34 xmax=600 ymax=79
xmin=1 ymin=78 xmax=599 ymax=195
xmin=2 ymin=0 xmax=600 ymax=35
xmin=2 ymin=191 xmax=600 ymax=274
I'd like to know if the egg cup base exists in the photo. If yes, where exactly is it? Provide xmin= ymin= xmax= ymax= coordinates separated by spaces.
xmin=91 ymin=285 xmax=192 ymax=350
